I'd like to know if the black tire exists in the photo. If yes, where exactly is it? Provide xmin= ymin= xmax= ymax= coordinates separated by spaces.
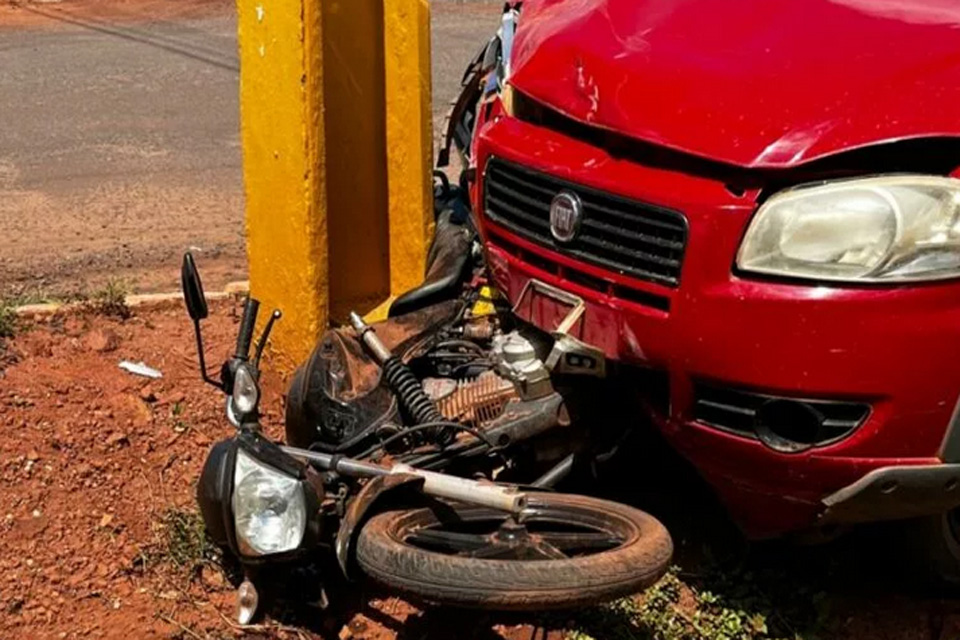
xmin=355 ymin=492 xmax=673 ymax=611
xmin=906 ymin=510 xmax=960 ymax=585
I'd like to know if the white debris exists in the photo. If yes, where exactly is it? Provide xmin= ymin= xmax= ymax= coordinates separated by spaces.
xmin=118 ymin=361 xmax=163 ymax=379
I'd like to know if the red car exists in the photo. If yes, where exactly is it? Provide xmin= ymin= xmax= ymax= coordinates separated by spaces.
xmin=443 ymin=0 xmax=960 ymax=578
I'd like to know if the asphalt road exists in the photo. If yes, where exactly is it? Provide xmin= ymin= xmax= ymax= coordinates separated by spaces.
xmin=0 ymin=0 xmax=502 ymax=299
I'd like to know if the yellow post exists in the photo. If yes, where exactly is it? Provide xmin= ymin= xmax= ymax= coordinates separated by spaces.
xmin=240 ymin=0 xmax=434 ymax=365
xmin=377 ymin=0 xmax=434 ymax=316
xmin=238 ymin=0 xmax=327 ymax=371
xmin=324 ymin=0 xmax=392 ymax=322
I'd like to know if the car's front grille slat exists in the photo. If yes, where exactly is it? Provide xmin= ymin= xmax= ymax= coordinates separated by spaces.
xmin=491 ymin=166 xmax=557 ymax=199
xmin=483 ymin=157 xmax=688 ymax=287
xmin=581 ymin=218 xmax=685 ymax=252
xmin=577 ymin=235 xmax=681 ymax=269
xmin=696 ymin=398 xmax=755 ymax=417
xmin=822 ymin=419 xmax=862 ymax=429
xmin=582 ymin=201 xmax=687 ymax=237
xmin=486 ymin=196 xmax=550 ymax=229
xmin=488 ymin=181 xmax=550 ymax=213
xmin=567 ymin=248 xmax=676 ymax=282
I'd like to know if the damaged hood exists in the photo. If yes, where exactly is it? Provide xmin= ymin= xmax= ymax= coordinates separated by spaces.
xmin=509 ymin=0 xmax=960 ymax=168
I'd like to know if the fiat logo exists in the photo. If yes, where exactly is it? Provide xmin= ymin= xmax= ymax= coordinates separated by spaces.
xmin=549 ymin=191 xmax=582 ymax=243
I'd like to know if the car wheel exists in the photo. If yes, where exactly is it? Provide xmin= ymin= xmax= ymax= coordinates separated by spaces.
xmin=907 ymin=509 xmax=960 ymax=585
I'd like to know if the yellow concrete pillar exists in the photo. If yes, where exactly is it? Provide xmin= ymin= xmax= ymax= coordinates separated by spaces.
xmin=382 ymin=0 xmax=434 ymax=301
xmin=238 ymin=0 xmax=327 ymax=370
xmin=241 ymin=0 xmax=434 ymax=364
xmin=324 ymin=0 xmax=392 ymax=322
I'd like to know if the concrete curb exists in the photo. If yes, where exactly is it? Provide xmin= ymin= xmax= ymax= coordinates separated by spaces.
xmin=14 ymin=280 xmax=250 ymax=317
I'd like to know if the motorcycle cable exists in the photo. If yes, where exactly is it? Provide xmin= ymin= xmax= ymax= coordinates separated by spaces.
xmin=404 ymin=434 xmax=501 ymax=470
xmin=355 ymin=420 xmax=501 ymax=461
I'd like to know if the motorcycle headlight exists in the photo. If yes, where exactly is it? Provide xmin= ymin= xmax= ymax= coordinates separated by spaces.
xmin=737 ymin=176 xmax=960 ymax=282
xmin=232 ymin=449 xmax=306 ymax=556
xmin=232 ymin=364 xmax=260 ymax=415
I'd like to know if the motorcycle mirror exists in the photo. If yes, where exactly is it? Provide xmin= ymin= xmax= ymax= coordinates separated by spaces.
xmin=182 ymin=252 xmax=222 ymax=391
xmin=181 ymin=252 xmax=209 ymax=321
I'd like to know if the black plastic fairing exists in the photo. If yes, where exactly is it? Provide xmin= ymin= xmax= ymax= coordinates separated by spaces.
xmin=197 ymin=438 xmax=238 ymax=549
xmin=236 ymin=429 xmax=305 ymax=479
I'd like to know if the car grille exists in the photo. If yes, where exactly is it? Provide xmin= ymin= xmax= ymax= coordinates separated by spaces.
xmin=694 ymin=384 xmax=871 ymax=444
xmin=483 ymin=157 xmax=688 ymax=287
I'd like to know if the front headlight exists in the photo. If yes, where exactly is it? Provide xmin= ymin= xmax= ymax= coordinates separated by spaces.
xmin=232 ymin=449 xmax=306 ymax=556
xmin=737 ymin=176 xmax=960 ymax=282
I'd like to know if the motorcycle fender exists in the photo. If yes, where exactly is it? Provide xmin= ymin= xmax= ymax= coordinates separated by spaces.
xmin=335 ymin=473 xmax=425 ymax=578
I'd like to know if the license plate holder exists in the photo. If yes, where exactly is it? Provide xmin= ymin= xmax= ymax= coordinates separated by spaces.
xmin=512 ymin=279 xmax=606 ymax=377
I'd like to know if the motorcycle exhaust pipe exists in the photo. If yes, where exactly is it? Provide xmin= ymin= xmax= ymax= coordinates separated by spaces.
xmin=281 ymin=445 xmax=527 ymax=513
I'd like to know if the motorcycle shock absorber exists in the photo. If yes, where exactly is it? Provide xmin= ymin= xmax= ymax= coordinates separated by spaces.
xmin=349 ymin=312 xmax=451 ymax=444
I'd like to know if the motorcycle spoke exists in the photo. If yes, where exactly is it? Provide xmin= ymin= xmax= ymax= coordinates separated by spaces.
xmin=536 ymin=531 xmax=623 ymax=553
xmin=405 ymin=529 xmax=491 ymax=553
xmin=464 ymin=541 xmax=526 ymax=559
xmin=528 ymin=539 xmax=567 ymax=560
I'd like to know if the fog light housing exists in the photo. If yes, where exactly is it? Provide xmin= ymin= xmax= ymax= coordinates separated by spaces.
xmin=754 ymin=399 xmax=825 ymax=453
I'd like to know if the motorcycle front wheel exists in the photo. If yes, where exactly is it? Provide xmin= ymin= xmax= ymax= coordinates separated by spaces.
xmin=355 ymin=492 xmax=672 ymax=611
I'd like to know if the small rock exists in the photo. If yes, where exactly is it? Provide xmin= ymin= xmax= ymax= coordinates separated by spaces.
xmin=138 ymin=385 xmax=157 ymax=403
xmin=105 ymin=432 xmax=129 ymax=448
xmin=26 ymin=450 xmax=39 ymax=462
xmin=84 ymin=329 xmax=119 ymax=353
xmin=98 ymin=514 xmax=114 ymax=529
xmin=200 ymin=565 xmax=226 ymax=590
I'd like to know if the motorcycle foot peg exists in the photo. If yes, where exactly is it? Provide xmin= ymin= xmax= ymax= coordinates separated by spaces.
xmin=236 ymin=578 xmax=259 ymax=625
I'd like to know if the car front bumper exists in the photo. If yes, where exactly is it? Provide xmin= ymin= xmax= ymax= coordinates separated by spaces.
xmin=822 ymin=464 xmax=960 ymax=524
xmin=474 ymin=113 xmax=960 ymax=537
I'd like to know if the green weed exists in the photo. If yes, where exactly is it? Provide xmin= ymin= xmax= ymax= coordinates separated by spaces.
xmin=567 ymin=566 xmax=818 ymax=640
xmin=90 ymin=278 xmax=131 ymax=319
xmin=0 ymin=302 xmax=15 ymax=339
xmin=155 ymin=508 xmax=219 ymax=573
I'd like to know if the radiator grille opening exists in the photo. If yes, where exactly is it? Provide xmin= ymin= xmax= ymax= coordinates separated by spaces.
xmin=483 ymin=157 xmax=688 ymax=287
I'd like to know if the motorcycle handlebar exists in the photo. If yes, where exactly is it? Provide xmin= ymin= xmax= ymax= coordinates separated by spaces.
xmin=235 ymin=297 xmax=260 ymax=360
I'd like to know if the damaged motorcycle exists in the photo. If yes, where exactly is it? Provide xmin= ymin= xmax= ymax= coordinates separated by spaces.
xmin=181 ymin=233 xmax=672 ymax=622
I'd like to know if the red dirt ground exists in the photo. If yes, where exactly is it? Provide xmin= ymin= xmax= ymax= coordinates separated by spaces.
xmin=0 ymin=300 xmax=280 ymax=639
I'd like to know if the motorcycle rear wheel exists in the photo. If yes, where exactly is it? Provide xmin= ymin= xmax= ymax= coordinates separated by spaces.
xmin=355 ymin=492 xmax=672 ymax=610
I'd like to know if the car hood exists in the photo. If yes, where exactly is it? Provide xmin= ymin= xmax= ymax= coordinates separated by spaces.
xmin=509 ymin=0 xmax=960 ymax=168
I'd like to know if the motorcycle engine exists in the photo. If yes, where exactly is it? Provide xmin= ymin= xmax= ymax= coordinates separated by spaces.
xmin=284 ymin=305 xmax=551 ymax=454
xmin=415 ymin=328 xmax=552 ymax=428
